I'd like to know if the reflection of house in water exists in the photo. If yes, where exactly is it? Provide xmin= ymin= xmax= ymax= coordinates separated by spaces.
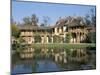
xmin=18 ymin=16 xmax=95 ymax=44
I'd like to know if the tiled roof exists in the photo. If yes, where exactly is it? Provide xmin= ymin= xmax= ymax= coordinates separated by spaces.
xmin=18 ymin=16 xmax=88 ymax=30
xmin=55 ymin=16 xmax=87 ymax=27
xmin=18 ymin=25 xmax=53 ymax=30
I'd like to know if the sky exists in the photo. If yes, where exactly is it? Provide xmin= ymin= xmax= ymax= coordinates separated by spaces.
xmin=12 ymin=1 xmax=96 ymax=25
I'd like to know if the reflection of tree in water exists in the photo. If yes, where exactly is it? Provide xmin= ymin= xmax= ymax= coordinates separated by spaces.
xmin=12 ymin=46 xmax=96 ymax=73
xmin=58 ymin=48 xmax=96 ymax=70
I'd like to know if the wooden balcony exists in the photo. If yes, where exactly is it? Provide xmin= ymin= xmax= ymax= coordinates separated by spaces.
xmin=69 ymin=29 xmax=87 ymax=33
xmin=20 ymin=32 xmax=33 ymax=37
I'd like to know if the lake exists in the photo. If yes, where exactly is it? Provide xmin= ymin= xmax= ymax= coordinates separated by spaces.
xmin=11 ymin=48 xmax=96 ymax=75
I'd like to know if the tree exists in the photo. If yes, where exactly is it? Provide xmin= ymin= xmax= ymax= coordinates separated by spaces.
xmin=84 ymin=8 xmax=96 ymax=26
xmin=84 ymin=14 xmax=91 ymax=26
xmin=42 ymin=16 xmax=50 ymax=26
xmin=23 ymin=17 xmax=31 ymax=25
xmin=11 ymin=24 xmax=20 ymax=38
xmin=84 ymin=8 xmax=96 ymax=43
xmin=23 ymin=14 xmax=38 ymax=26
xmin=31 ymin=14 xmax=38 ymax=26
xmin=90 ymin=9 xmax=96 ymax=27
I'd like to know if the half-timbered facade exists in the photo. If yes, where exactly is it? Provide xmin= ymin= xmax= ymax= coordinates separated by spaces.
xmin=18 ymin=17 xmax=94 ymax=44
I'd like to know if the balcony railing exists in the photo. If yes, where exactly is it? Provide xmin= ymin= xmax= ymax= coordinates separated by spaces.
xmin=69 ymin=29 xmax=87 ymax=33
xmin=20 ymin=32 xmax=33 ymax=36
xmin=20 ymin=32 xmax=52 ymax=37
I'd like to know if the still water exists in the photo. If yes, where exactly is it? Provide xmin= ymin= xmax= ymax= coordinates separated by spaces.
xmin=11 ymin=48 xmax=96 ymax=75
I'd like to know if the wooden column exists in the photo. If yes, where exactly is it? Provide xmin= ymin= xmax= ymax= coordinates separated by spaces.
xmin=46 ymin=36 xmax=48 ymax=43
xmin=32 ymin=36 xmax=34 ymax=43
xmin=76 ymin=33 xmax=80 ymax=43
xmin=41 ymin=36 xmax=44 ymax=44
xmin=51 ymin=36 xmax=53 ymax=43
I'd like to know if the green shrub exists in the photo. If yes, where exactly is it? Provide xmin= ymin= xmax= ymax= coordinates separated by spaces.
xmin=66 ymin=32 xmax=72 ymax=43
xmin=86 ymin=32 xmax=96 ymax=43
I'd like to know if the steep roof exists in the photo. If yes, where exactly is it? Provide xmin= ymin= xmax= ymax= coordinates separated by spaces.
xmin=55 ymin=16 xmax=87 ymax=27
xmin=18 ymin=16 xmax=88 ymax=30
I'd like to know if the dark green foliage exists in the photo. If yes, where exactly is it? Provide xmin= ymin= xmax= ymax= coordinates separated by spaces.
xmin=71 ymin=50 xmax=77 ymax=57
xmin=12 ymin=42 xmax=20 ymax=51
xmin=86 ymin=32 xmax=96 ymax=43
xmin=53 ymin=35 xmax=62 ymax=43
xmin=34 ymin=34 xmax=41 ymax=43
xmin=32 ymin=43 xmax=96 ymax=50
xmin=66 ymin=33 xmax=72 ymax=43
xmin=11 ymin=24 xmax=20 ymax=38
xmin=18 ymin=37 xmax=26 ymax=43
